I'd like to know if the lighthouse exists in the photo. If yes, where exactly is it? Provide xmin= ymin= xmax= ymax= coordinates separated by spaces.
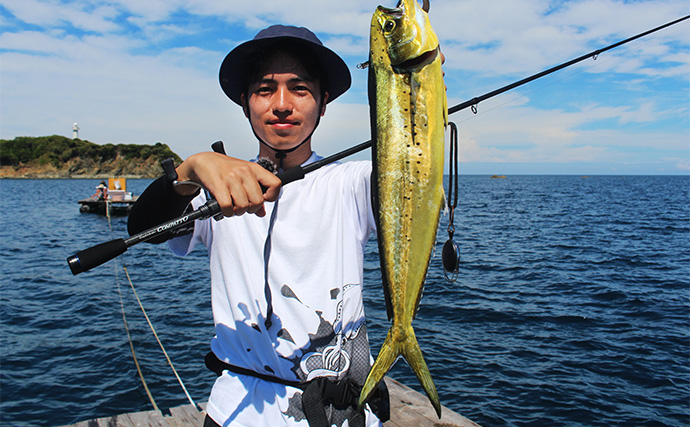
xmin=73 ymin=123 xmax=79 ymax=139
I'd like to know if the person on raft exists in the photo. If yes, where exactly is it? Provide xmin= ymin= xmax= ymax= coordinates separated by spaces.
xmin=127 ymin=25 xmax=389 ymax=427
xmin=92 ymin=181 xmax=108 ymax=200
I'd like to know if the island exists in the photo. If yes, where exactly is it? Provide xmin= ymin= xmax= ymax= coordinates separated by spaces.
xmin=0 ymin=135 xmax=183 ymax=179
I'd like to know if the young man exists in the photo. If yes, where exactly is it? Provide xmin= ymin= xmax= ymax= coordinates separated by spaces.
xmin=128 ymin=25 xmax=386 ymax=427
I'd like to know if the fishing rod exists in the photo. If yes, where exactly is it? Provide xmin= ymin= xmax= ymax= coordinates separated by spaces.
xmin=449 ymin=14 xmax=689 ymax=115
xmin=67 ymin=141 xmax=372 ymax=275
xmin=288 ymin=14 xmax=689 ymax=158
xmin=67 ymin=14 xmax=688 ymax=275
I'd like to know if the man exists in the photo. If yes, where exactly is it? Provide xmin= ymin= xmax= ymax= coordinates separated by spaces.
xmin=92 ymin=180 xmax=108 ymax=200
xmin=128 ymin=25 xmax=386 ymax=427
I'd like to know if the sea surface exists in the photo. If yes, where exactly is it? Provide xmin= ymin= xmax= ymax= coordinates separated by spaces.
xmin=1 ymin=175 xmax=688 ymax=427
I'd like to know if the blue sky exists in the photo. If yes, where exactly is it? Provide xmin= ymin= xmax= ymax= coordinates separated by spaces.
xmin=1 ymin=0 xmax=688 ymax=174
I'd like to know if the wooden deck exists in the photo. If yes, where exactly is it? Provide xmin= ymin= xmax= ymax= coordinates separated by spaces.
xmin=61 ymin=377 xmax=481 ymax=427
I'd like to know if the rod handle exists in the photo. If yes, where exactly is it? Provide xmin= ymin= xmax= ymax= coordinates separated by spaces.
xmin=67 ymin=238 xmax=128 ymax=275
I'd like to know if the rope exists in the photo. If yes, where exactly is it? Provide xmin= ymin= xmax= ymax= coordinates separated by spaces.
xmin=102 ymin=193 xmax=201 ymax=412
xmin=115 ymin=265 xmax=160 ymax=410
xmin=121 ymin=265 xmax=200 ymax=410
xmin=105 ymin=196 xmax=159 ymax=410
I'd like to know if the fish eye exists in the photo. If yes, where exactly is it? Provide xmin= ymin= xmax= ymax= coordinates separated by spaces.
xmin=384 ymin=20 xmax=395 ymax=33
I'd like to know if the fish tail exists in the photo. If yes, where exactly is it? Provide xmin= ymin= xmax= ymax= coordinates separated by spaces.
xmin=358 ymin=325 xmax=442 ymax=418
xmin=402 ymin=326 xmax=442 ymax=418
xmin=358 ymin=328 xmax=399 ymax=411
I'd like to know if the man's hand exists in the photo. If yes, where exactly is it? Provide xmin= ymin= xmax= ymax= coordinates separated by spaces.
xmin=174 ymin=152 xmax=281 ymax=218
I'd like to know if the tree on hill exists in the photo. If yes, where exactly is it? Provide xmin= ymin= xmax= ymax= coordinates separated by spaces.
xmin=0 ymin=135 xmax=182 ymax=168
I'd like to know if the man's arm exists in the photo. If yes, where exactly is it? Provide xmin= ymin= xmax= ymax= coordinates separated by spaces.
xmin=173 ymin=152 xmax=281 ymax=217
xmin=127 ymin=152 xmax=282 ymax=242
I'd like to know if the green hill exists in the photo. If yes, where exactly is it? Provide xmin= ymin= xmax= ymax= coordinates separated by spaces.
xmin=0 ymin=135 xmax=183 ymax=178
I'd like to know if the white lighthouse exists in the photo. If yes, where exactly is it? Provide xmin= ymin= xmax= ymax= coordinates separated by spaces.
xmin=73 ymin=123 xmax=79 ymax=139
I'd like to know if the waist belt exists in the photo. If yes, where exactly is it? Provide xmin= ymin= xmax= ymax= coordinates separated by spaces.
xmin=204 ymin=351 xmax=390 ymax=427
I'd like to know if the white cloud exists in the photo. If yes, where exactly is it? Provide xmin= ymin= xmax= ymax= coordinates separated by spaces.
xmin=1 ymin=0 xmax=688 ymax=174
xmin=435 ymin=0 xmax=689 ymax=78
xmin=2 ymin=0 xmax=122 ymax=32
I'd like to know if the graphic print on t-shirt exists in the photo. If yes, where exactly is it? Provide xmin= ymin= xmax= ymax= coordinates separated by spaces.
xmin=280 ymin=283 xmax=372 ymax=426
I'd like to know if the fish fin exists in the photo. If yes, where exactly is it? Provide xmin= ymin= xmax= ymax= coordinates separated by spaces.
xmin=402 ymin=326 xmax=442 ymax=418
xmin=359 ymin=326 xmax=442 ymax=418
xmin=442 ymin=188 xmax=447 ymax=213
xmin=443 ymin=71 xmax=448 ymax=127
xmin=383 ymin=283 xmax=394 ymax=321
xmin=358 ymin=329 xmax=399 ymax=410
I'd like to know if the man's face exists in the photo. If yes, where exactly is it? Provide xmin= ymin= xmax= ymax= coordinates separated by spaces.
xmin=243 ymin=51 xmax=327 ymax=151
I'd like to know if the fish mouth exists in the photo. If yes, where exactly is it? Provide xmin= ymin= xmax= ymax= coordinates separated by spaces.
xmin=393 ymin=0 xmax=430 ymax=13
xmin=395 ymin=47 xmax=438 ymax=71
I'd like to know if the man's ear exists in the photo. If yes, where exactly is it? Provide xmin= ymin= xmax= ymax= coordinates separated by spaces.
xmin=320 ymin=92 xmax=329 ymax=116
xmin=240 ymin=93 xmax=249 ymax=118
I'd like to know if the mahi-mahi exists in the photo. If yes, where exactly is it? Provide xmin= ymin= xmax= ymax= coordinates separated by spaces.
xmin=360 ymin=0 xmax=447 ymax=417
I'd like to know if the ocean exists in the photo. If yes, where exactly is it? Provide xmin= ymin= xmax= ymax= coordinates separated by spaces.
xmin=1 ymin=175 xmax=688 ymax=427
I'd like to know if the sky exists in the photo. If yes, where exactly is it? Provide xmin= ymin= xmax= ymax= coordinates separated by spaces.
xmin=1 ymin=0 xmax=688 ymax=175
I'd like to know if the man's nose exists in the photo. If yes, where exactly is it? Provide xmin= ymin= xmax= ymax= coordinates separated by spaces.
xmin=273 ymin=86 xmax=292 ymax=113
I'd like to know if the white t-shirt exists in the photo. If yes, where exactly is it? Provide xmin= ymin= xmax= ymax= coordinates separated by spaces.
xmin=169 ymin=154 xmax=381 ymax=427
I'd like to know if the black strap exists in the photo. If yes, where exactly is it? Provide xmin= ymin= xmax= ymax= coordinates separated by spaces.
xmin=204 ymin=351 xmax=390 ymax=426
xmin=204 ymin=351 xmax=301 ymax=387
xmin=301 ymin=381 xmax=332 ymax=427
xmin=261 ymin=195 xmax=281 ymax=331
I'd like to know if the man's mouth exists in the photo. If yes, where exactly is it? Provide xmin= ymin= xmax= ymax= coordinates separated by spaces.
xmin=268 ymin=120 xmax=299 ymax=129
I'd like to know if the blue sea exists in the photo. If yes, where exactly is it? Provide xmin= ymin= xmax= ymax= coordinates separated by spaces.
xmin=1 ymin=175 xmax=688 ymax=427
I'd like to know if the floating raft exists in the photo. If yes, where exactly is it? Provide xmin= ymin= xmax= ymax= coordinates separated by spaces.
xmin=60 ymin=377 xmax=481 ymax=427
xmin=78 ymin=178 xmax=139 ymax=216
xmin=78 ymin=197 xmax=139 ymax=216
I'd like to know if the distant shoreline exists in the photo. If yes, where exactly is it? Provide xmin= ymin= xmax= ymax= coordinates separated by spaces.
xmin=0 ymin=176 xmax=154 ymax=179
xmin=0 ymin=167 xmax=157 ymax=179
xmin=0 ymin=135 xmax=181 ymax=179
xmin=0 ymin=172 xmax=155 ymax=179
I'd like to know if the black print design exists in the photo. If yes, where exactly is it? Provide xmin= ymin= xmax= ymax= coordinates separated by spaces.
xmin=280 ymin=284 xmax=372 ymax=426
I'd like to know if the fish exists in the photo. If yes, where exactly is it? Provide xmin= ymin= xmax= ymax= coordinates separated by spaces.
xmin=359 ymin=0 xmax=447 ymax=418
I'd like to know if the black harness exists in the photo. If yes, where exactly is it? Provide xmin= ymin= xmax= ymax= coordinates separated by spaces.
xmin=204 ymin=351 xmax=390 ymax=427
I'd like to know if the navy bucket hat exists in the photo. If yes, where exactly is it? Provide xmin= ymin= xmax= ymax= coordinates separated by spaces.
xmin=219 ymin=25 xmax=351 ymax=105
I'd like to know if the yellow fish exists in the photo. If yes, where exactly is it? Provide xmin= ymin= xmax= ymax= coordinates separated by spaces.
xmin=360 ymin=0 xmax=447 ymax=418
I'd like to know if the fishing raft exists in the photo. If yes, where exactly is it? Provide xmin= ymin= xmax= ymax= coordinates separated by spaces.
xmin=78 ymin=178 xmax=139 ymax=216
